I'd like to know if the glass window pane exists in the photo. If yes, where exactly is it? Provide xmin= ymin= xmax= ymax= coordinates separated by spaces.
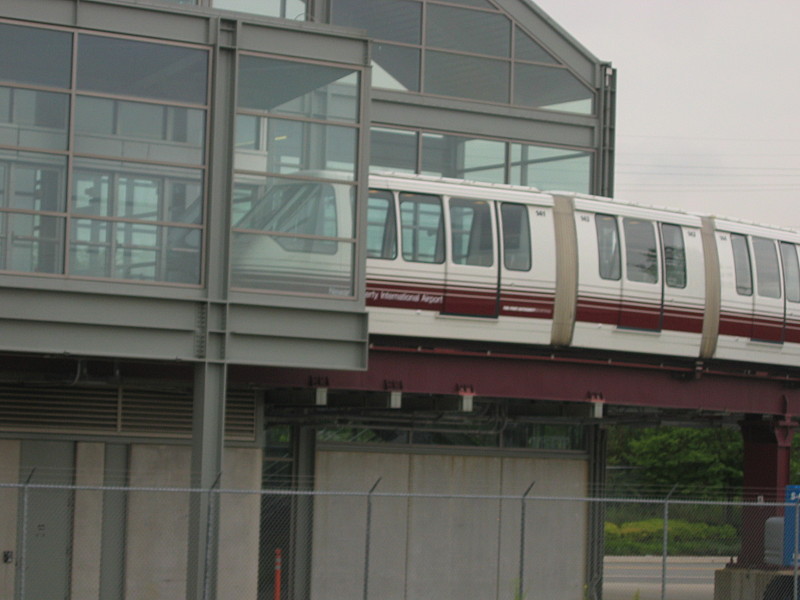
xmin=425 ymin=51 xmax=509 ymax=104
xmin=367 ymin=189 xmax=397 ymax=259
xmin=400 ymin=192 xmax=444 ymax=263
xmin=78 ymin=35 xmax=208 ymax=104
xmin=70 ymin=218 xmax=111 ymax=277
xmin=501 ymin=203 xmax=531 ymax=271
xmin=214 ymin=0 xmax=304 ymax=19
xmin=514 ymin=64 xmax=593 ymax=114
xmin=238 ymin=56 xmax=359 ymax=122
xmin=0 ymin=150 xmax=67 ymax=212
xmin=515 ymin=27 xmax=558 ymax=64
xmin=231 ymin=234 xmax=354 ymax=295
xmin=450 ymin=199 xmax=493 ymax=266
xmin=235 ymin=117 xmax=357 ymax=179
xmin=331 ymin=0 xmax=420 ymax=44
xmin=781 ymin=242 xmax=800 ymax=303
xmin=0 ymin=88 xmax=69 ymax=151
xmin=72 ymin=160 xmax=203 ymax=224
xmin=595 ymin=214 xmax=620 ymax=281
xmin=422 ymin=133 xmax=505 ymax=183
xmin=372 ymin=44 xmax=421 ymax=92
xmin=661 ymin=223 xmax=686 ymax=289
xmin=509 ymin=144 xmax=591 ymax=193
xmin=6 ymin=213 xmax=64 ymax=274
xmin=731 ymin=233 xmax=752 ymax=296
xmin=427 ymin=5 xmax=510 ymax=57
xmin=370 ymin=127 xmax=417 ymax=174
xmin=75 ymin=97 xmax=205 ymax=164
xmin=0 ymin=23 xmax=72 ymax=88
xmin=752 ymin=236 xmax=781 ymax=299
xmin=623 ymin=218 xmax=658 ymax=284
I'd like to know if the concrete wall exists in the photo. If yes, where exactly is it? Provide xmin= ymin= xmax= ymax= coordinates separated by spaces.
xmin=0 ymin=440 xmax=20 ymax=599
xmin=313 ymin=449 xmax=589 ymax=600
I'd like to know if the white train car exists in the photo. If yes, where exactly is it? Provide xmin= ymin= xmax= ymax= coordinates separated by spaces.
xmin=231 ymin=171 xmax=800 ymax=369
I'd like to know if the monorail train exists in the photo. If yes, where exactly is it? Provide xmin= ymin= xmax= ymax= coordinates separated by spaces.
xmin=232 ymin=172 xmax=800 ymax=368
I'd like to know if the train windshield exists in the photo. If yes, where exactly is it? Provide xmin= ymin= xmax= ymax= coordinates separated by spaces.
xmin=236 ymin=181 xmax=338 ymax=253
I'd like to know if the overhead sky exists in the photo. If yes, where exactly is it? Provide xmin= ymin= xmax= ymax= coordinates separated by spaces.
xmin=533 ymin=0 xmax=800 ymax=230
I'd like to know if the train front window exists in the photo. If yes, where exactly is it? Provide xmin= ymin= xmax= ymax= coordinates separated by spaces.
xmin=595 ymin=214 xmax=620 ymax=281
xmin=752 ymin=237 xmax=781 ymax=299
xmin=661 ymin=223 xmax=686 ymax=289
xmin=623 ymin=218 xmax=658 ymax=284
xmin=501 ymin=203 xmax=531 ymax=271
xmin=781 ymin=242 xmax=800 ymax=303
xmin=731 ymin=233 xmax=753 ymax=296
xmin=450 ymin=198 xmax=493 ymax=267
xmin=399 ymin=192 xmax=444 ymax=263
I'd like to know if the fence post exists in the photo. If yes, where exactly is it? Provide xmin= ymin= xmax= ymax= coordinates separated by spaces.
xmin=202 ymin=475 xmax=221 ymax=600
xmin=518 ymin=481 xmax=535 ymax=600
xmin=661 ymin=484 xmax=678 ymax=600
xmin=794 ymin=495 xmax=799 ymax=600
xmin=18 ymin=470 xmax=34 ymax=600
xmin=363 ymin=477 xmax=382 ymax=600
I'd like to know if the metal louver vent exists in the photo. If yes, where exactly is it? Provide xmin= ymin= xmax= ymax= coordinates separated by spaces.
xmin=0 ymin=385 xmax=257 ymax=441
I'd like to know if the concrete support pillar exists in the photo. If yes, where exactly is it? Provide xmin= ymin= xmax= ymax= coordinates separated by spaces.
xmin=739 ymin=415 xmax=795 ymax=567
xmin=186 ymin=361 xmax=227 ymax=600
xmin=0 ymin=440 xmax=20 ymax=599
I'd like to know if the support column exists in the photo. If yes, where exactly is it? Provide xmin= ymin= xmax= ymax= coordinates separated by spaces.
xmin=739 ymin=415 xmax=795 ymax=567
xmin=186 ymin=361 xmax=227 ymax=600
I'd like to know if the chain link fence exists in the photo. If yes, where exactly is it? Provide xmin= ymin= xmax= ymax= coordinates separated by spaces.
xmin=1 ymin=482 xmax=799 ymax=600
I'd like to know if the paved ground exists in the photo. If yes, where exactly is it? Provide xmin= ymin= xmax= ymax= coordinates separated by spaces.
xmin=603 ymin=556 xmax=731 ymax=600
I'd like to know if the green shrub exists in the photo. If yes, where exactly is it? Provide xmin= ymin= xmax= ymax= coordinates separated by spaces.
xmin=604 ymin=518 xmax=740 ymax=556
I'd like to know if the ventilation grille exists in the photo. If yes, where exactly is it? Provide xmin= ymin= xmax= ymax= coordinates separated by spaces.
xmin=0 ymin=385 xmax=257 ymax=441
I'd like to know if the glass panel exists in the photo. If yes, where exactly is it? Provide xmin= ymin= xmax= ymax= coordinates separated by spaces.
xmin=370 ymin=127 xmax=417 ymax=174
xmin=509 ymin=144 xmax=591 ymax=193
xmin=731 ymin=233 xmax=752 ymax=296
xmin=367 ymin=189 xmax=397 ymax=259
xmin=433 ymin=0 xmax=496 ymax=8
xmin=238 ymin=56 xmax=359 ymax=122
xmin=234 ymin=117 xmax=357 ymax=179
xmin=422 ymin=133 xmax=505 ymax=183
xmin=450 ymin=198 xmax=493 ymax=266
xmin=752 ymin=237 xmax=781 ymax=299
xmin=501 ymin=203 xmax=531 ymax=271
xmin=0 ymin=23 xmax=72 ymax=88
xmin=399 ymin=192 xmax=444 ymax=263
xmin=0 ymin=88 xmax=69 ymax=151
xmin=75 ymin=97 xmax=206 ymax=164
xmin=515 ymin=27 xmax=558 ymax=64
xmin=372 ymin=44 xmax=421 ymax=92
xmin=661 ymin=223 xmax=686 ymax=289
xmin=5 ymin=213 xmax=64 ymax=274
xmin=69 ymin=219 xmax=201 ymax=283
xmin=426 ymin=5 xmax=510 ymax=57
xmin=0 ymin=150 xmax=67 ymax=212
xmin=595 ymin=214 xmax=620 ymax=281
xmin=331 ymin=0 xmax=421 ymax=44
xmin=781 ymin=242 xmax=800 ymax=303
xmin=514 ymin=64 xmax=593 ymax=114
xmin=623 ymin=218 xmax=658 ymax=284
xmin=425 ymin=51 xmax=509 ymax=104
xmin=77 ymin=35 xmax=208 ymax=104
xmin=72 ymin=160 xmax=203 ymax=224
xmin=214 ymin=0 xmax=306 ymax=19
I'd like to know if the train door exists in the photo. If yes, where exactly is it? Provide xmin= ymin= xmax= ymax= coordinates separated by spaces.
xmin=780 ymin=242 xmax=800 ymax=344
xmin=659 ymin=222 xmax=706 ymax=335
xmin=442 ymin=196 xmax=499 ymax=316
xmin=751 ymin=236 xmax=785 ymax=342
xmin=716 ymin=231 xmax=755 ymax=339
xmin=618 ymin=216 xmax=663 ymax=330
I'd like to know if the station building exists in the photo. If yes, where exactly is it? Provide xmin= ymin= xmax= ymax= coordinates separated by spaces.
xmin=0 ymin=0 xmax=615 ymax=598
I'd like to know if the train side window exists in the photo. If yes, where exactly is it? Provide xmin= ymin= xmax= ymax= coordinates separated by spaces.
xmin=399 ymin=192 xmax=444 ymax=263
xmin=730 ymin=233 xmax=753 ymax=296
xmin=366 ymin=189 xmax=397 ymax=259
xmin=623 ymin=218 xmax=658 ymax=284
xmin=781 ymin=242 xmax=800 ymax=303
xmin=752 ymin=237 xmax=781 ymax=298
xmin=501 ymin=202 xmax=531 ymax=271
xmin=661 ymin=223 xmax=686 ymax=288
xmin=450 ymin=198 xmax=493 ymax=267
xmin=595 ymin=214 xmax=620 ymax=280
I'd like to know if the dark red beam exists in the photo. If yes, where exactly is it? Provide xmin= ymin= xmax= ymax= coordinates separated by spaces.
xmin=234 ymin=345 xmax=800 ymax=418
